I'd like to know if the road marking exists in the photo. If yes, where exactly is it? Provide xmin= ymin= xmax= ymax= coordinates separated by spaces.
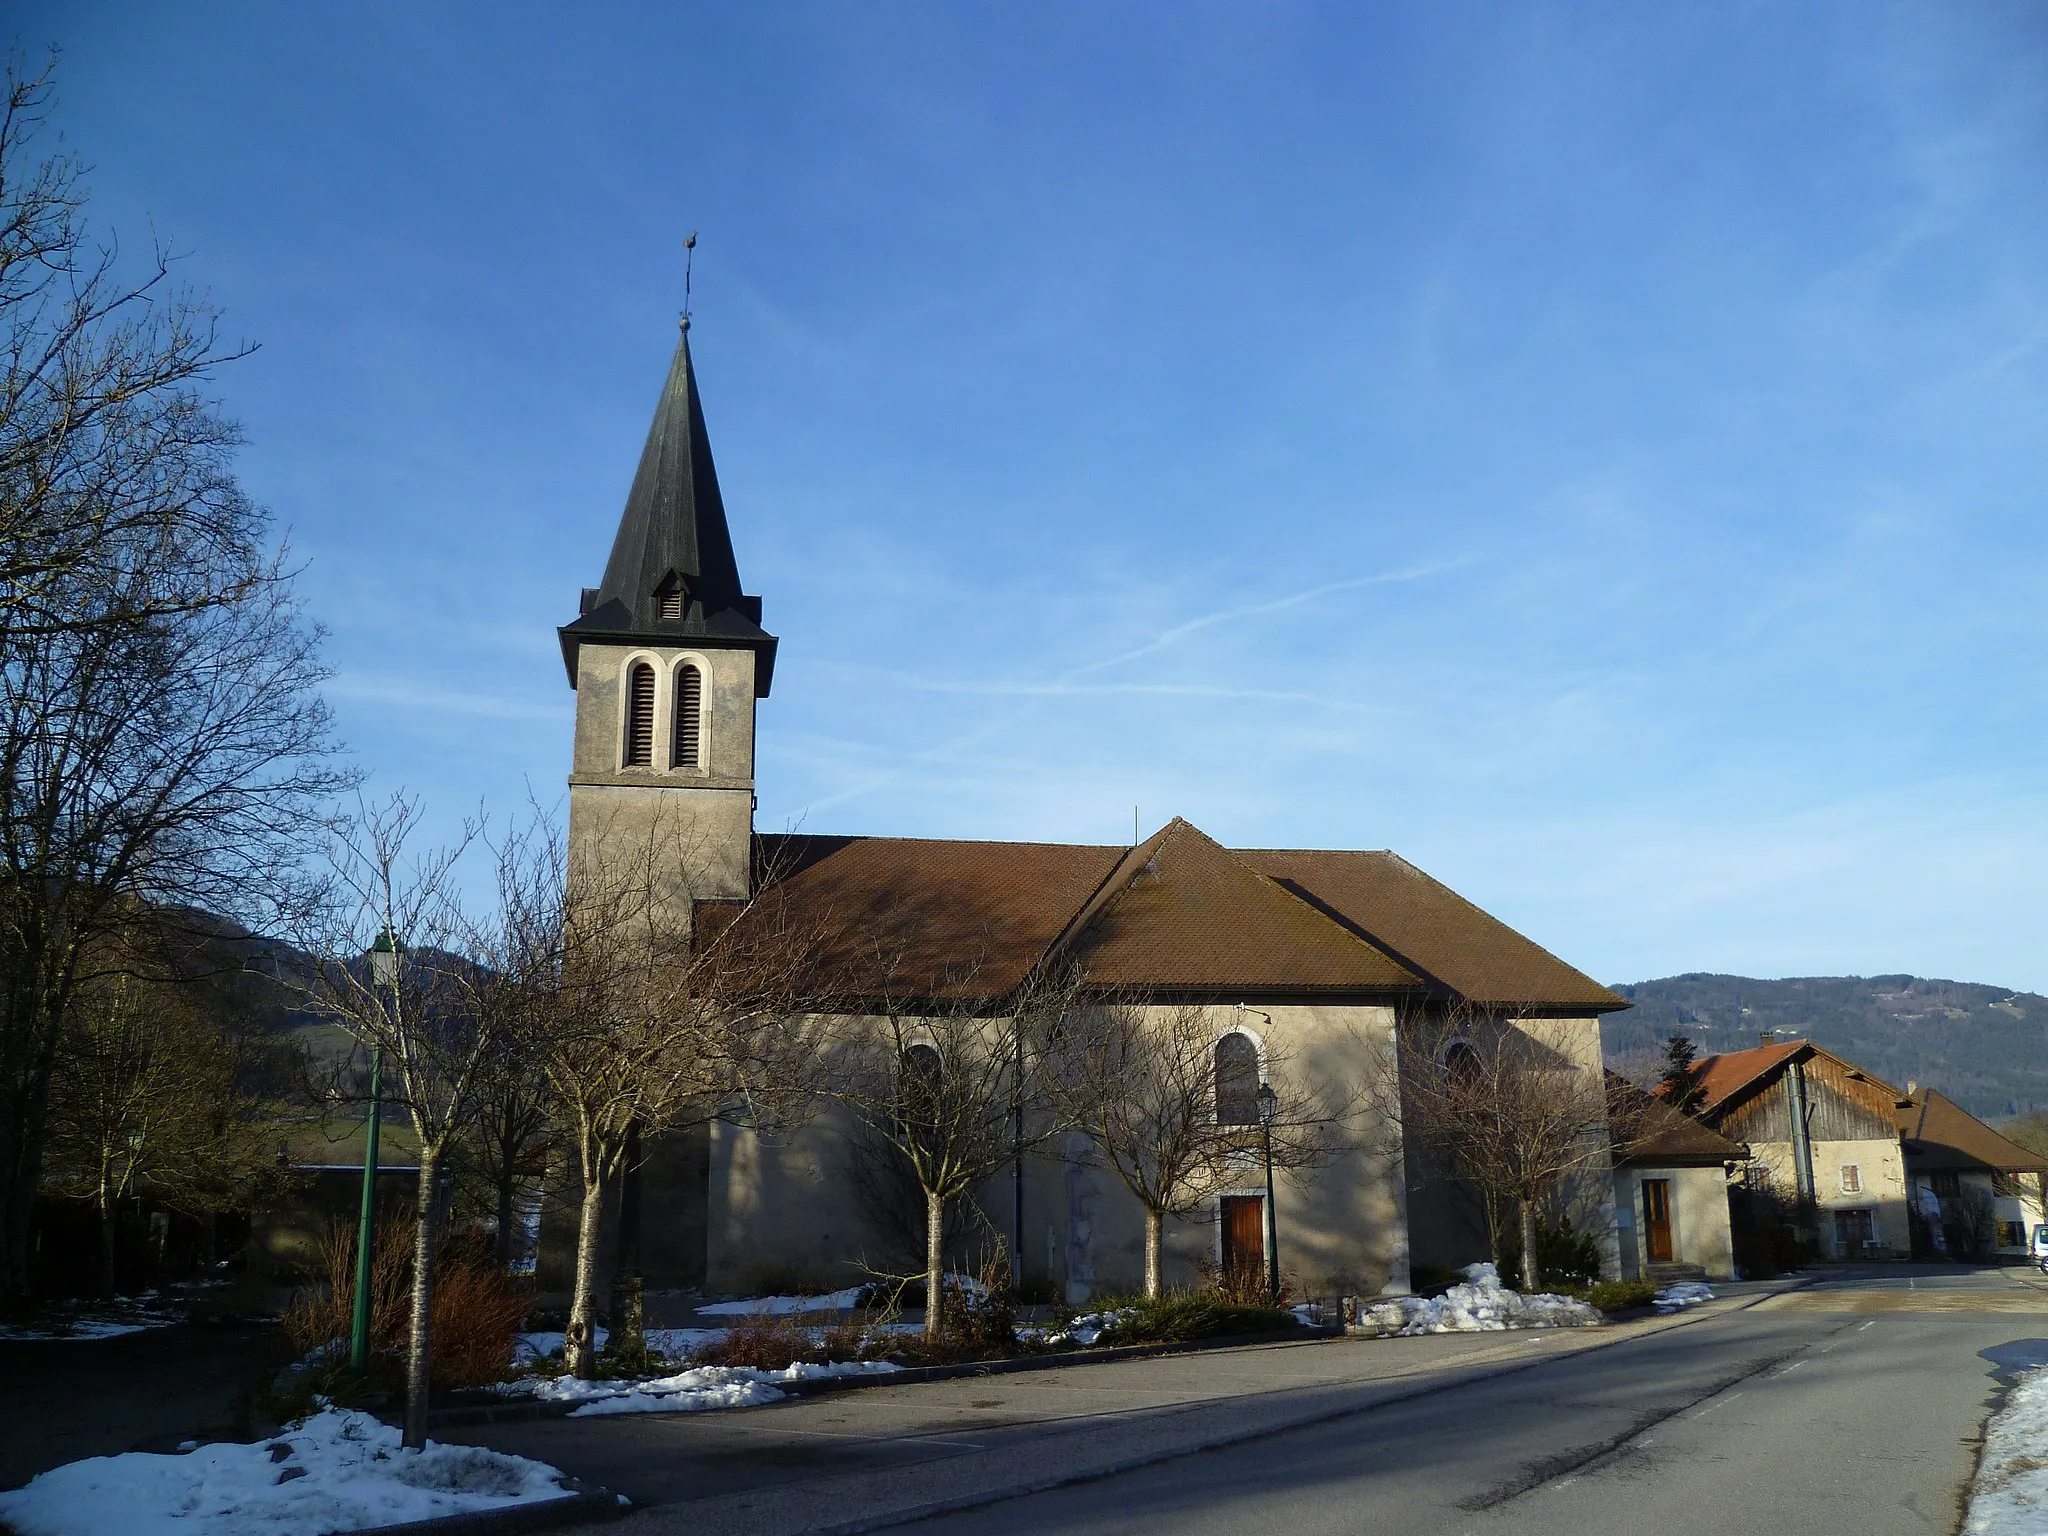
xmin=1859 ymin=1321 xmax=1875 ymax=1331
xmin=1777 ymin=1360 xmax=1807 ymax=1374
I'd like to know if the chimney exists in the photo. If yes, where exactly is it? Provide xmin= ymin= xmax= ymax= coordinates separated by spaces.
xmin=1759 ymin=1031 xmax=1776 ymax=1047
xmin=1907 ymin=1080 xmax=1918 ymax=1097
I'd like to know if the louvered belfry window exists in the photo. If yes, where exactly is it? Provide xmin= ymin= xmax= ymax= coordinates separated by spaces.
xmin=623 ymin=662 xmax=656 ymax=766
xmin=658 ymin=578 xmax=686 ymax=620
xmin=674 ymin=663 xmax=703 ymax=769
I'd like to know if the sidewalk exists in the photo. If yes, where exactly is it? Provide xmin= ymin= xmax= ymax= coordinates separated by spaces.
xmin=442 ymin=1277 xmax=1809 ymax=1536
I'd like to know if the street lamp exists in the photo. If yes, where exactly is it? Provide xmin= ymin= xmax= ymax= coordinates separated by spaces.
xmin=350 ymin=928 xmax=401 ymax=1374
xmin=1256 ymin=1080 xmax=1280 ymax=1307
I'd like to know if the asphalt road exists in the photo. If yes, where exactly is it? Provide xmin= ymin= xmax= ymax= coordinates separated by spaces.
xmin=905 ymin=1271 xmax=2048 ymax=1536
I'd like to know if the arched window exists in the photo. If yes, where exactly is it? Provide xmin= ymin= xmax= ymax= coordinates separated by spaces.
xmin=673 ymin=662 xmax=703 ymax=769
xmin=897 ymin=1042 xmax=943 ymax=1145
xmin=1215 ymin=1032 xmax=1260 ymax=1125
xmin=623 ymin=661 xmax=656 ymax=767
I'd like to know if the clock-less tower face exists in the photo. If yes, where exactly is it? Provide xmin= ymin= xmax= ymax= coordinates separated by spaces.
xmin=557 ymin=321 xmax=776 ymax=929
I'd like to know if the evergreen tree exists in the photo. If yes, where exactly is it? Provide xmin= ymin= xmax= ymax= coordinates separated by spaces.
xmin=1660 ymin=1034 xmax=1704 ymax=1115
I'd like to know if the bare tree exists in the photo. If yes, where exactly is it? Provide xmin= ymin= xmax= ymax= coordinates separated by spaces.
xmin=0 ymin=59 xmax=261 ymax=640
xmin=511 ymin=814 xmax=829 ymax=1378
xmin=289 ymin=795 xmax=499 ymax=1447
xmin=1046 ymin=996 xmax=1348 ymax=1298
xmin=40 ymin=961 xmax=300 ymax=1295
xmin=829 ymin=957 xmax=1078 ymax=1337
xmin=0 ymin=58 xmax=342 ymax=1301
xmin=1398 ymin=1002 xmax=1627 ymax=1292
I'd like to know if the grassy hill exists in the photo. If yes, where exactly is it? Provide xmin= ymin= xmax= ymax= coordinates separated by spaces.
xmin=1602 ymin=974 xmax=2048 ymax=1122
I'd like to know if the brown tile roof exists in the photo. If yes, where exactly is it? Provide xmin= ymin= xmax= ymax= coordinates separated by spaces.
xmin=1064 ymin=820 xmax=1417 ymax=992
xmin=1238 ymin=848 xmax=1626 ymax=1012
xmin=1607 ymin=1073 xmax=1748 ymax=1166
xmin=740 ymin=822 xmax=1601 ymax=1006
xmin=1679 ymin=1041 xmax=1809 ymax=1116
xmin=1897 ymin=1089 xmax=2048 ymax=1175
xmin=751 ymin=832 xmax=1125 ymax=999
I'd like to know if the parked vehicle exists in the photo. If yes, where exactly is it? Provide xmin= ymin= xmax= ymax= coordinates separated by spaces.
xmin=2031 ymin=1225 xmax=2048 ymax=1271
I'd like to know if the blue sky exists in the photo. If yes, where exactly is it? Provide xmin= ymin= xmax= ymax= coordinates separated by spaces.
xmin=18 ymin=3 xmax=2048 ymax=989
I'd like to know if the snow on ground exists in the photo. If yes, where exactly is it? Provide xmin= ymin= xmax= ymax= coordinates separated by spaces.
xmin=1965 ymin=1363 xmax=2048 ymax=1535
xmin=1357 ymin=1263 xmax=1604 ymax=1336
xmin=0 ymin=1408 xmax=573 ymax=1536
xmin=1021 ymin=1308 xmax=1138 ymax=1347
xmin=1654 ymin=1282 xmax=1716 ymax=1313
xmin=513 ymin=1328 xmax=727 ymax=1361
xmin=0 ymin=1294 xmax=182 ymax=1341
xmin=696 ymin=1286 xmax=868 ymax=1316
xmin=496 ymin=1360 xmax=901 ymax=1417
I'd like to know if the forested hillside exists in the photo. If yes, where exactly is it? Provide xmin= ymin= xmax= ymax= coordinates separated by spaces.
xmin=1602 ymin=974 xmax=2048 ymax=1122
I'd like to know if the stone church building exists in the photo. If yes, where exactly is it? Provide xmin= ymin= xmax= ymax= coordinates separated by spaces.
xmin=545 ymin=320 xmax=1631 ymax=1302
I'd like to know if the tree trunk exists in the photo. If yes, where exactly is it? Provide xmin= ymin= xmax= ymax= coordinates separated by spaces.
xmin=97 ymin=1193 xmax=116 ymax=1300
xmin=1517 ymin=1200 xmax=1539 ymax=1293
xmin=1143 ymin=1207 xmax=1163 ymax=1299
xmin=565 ymin=1165 xmax=606 ymax=1379
xmin=402 ymin=1150 xmax=442 ymax=1449
xmin=925 ymin=1188 xmax=946 ymax=1340
xmin=494 ymin=1166 xmax=514 ymax=1270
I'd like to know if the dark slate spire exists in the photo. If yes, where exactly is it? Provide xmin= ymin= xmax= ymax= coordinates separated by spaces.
xmin=559 ymin=320 xmax=776 ymax=692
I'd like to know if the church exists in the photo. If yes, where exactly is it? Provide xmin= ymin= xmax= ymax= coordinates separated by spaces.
xmin=547 ymin=318 xmax=1633 ymax=1302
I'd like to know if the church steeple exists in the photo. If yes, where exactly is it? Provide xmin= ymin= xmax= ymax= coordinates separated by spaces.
xmin=558 ymin=320 xmax=776 ymax=692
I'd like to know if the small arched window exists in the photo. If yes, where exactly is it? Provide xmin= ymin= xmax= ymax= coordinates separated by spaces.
xmin=656 ymin=575 xmax=687 ymax=620
xmin=673 ymin=662 xmax=703 ymax=769
xmin=897 ymin=1043 xmax=943 ymax=1143
xmin=623 ymin=662 xmax=656 ymax=767
xmin=1215 ymin=1032 xmax=1260 ymax=1125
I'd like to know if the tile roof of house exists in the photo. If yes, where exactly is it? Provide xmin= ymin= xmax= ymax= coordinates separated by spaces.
xmin=1065 ymin=821 xmax=1417 ymax=992
xmin=743 ymin=822 xmax=1613 ymax=1007
xmin=1239 ymin=848 xmax=1625 ymax=1011
xmin=1897 ymin=1089 xmax=2048 ymax=1175
xmin=1607 ymin=1072 xmax=1748 ymax=1166
xmin=1676 ymin=1040 xmax=1811 ymax=1116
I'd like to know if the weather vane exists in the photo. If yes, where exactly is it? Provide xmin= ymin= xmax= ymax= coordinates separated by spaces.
xmin=682 ymin=231 xmax=698 ymax=329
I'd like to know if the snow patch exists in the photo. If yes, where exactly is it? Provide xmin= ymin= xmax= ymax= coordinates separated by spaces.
xmin=1965 ymin=1363 xmax=2048 ymax=1535
xmin=496 ymin=1359 xmax=901 ymax=1417
xmin=1654 ymin=1282 xmax=1716 ymax=1313
xmin=1021 ymin=1308 xmax=1138 ymax=1347
xmin=0 ymin=1407 xmax=571 ymax=1536
xmin=696 ymin=1285 xmax=868 ymax=1316
xmin=1356 ymin=1263 xmax=1604 ymax=1336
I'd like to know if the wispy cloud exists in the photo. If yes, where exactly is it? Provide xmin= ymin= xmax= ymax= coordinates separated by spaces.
xmin=327 ymin=675 xmax=573 ymax=723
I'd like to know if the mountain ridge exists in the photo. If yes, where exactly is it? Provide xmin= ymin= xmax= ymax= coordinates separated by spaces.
xmin=1601 ymin=973 xmax=2048 ymax=1121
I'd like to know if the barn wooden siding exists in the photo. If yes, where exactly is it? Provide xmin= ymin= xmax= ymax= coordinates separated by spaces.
xmin=1717 ymin=1054 xmax=1900 ymax=1144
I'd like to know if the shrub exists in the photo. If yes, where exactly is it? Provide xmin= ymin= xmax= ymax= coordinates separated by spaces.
xmin=1498 ymin=1217 xmax=1604 ymax=1291
xmin=688 ymin=1315 xmax=888 ymax=1371
xmin=280 ymin=1217 xmax=529 ymax=1392
xmin=1197 ymin=1255 xmax=1294 ymax=1307
xmin=1407 ymin=1266 xmax=1461 ymax=1298
xmin=1580 ymin=1279 xmax=1658 ymax=1314
xmin=1094 ymin=1292 xmax=1296 ymax=1345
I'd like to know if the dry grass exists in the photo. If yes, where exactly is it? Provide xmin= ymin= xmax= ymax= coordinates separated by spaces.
xmin=688 ymin=1315 xmax=881 ymax=1370
xmin=281 ymin=1217 xmax=530 ymax=1391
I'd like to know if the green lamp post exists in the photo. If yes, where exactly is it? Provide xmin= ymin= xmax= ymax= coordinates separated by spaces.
xmin=349 ymin=929 xmax=400 ymax=1374
xmin=1257 ymin=1080 xmax=1281 ymax=1308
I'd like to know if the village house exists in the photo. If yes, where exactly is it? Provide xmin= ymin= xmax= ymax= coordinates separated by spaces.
xmin=1896 ymin=1087 xmax=2047 ymax=1260
xmin=1675 ymin=1039 xmax=1912 ymax=1260
xmin=1606 ymin=1074 xmax=1745 ymax=1282
xmin=542 ymin=319 xmax=1636 ymax=1303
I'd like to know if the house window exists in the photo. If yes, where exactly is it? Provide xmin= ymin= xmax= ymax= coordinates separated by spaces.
xmin=1999 ymin=1221 xmax=2026 ymax=1249
xmin=623 ymin=662 xmax=656 ymax=767
xmin=1215 ymin=1032 xmax=1260 ymax=1125
xmin=1931 ymin=1171 xmax=1961 ymax=1198
xmin=1840 ymin=1164 xmax=1862 ymax=1195
xmin=673 ymin=662 xmax=703 ymax=769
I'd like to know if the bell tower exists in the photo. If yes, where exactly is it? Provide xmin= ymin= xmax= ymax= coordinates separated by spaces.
xmin=558 ymin=318 xmax=776 ymax=917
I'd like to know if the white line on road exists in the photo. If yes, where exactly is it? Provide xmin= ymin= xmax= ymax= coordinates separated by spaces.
xmin=1859 ymin=1321 xmax=1875 ymax=1331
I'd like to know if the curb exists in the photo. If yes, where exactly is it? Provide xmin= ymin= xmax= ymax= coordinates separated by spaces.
xmin=427 ymin=1325 xmax=1342 ymax=1430
xmin=795 ymin=1275 xmax=1820 ymax=1536
xmin=357 ymin=1485 xmax=627 ymax=1536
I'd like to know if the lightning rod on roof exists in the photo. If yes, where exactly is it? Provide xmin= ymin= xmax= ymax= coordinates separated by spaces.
xmin=681 ymin=231 xmax=698 ymax=330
